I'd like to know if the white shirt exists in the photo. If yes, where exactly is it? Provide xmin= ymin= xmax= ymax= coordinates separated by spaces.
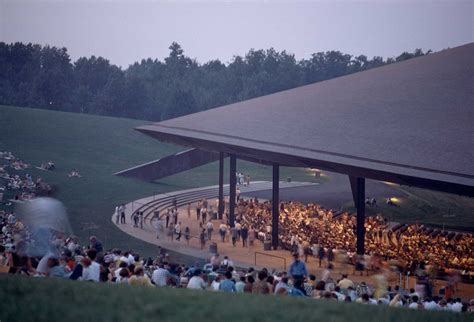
xmin=408 ymin=302 xmax=419 ymax=309
xmin=450 ymin=302 xmax=463 ymax=313
xmin=151 ymin=267 xmax=170 ymax=286
xmin=210 ymin=280 xmax=220 ymax=291
xmin=85 ymin=261 xmax=100 ymax=282
xmin=128 ymin=254 xmax=135 ymax=265
xmin=36 ymin=252 xmax=56 ymax=274
xmin=424 ymin=301 xmax=440 ymax=311
xmin=187 ymin=276 xmax=206 ymax=289
xmin=119 ymin=256 xmax=131 ymax=265
xmin=114 ymin=267 xmax=124 ymax=279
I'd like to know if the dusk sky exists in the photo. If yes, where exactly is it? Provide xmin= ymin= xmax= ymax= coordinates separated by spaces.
xmin=1 ymin=0 xmax=472 ymax=67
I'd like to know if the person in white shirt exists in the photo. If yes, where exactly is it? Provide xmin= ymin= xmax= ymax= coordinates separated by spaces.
xmin=409 ymin=295 xmax=421 ymax=309
xmin=449 ymin=298 xmax=463 ymax=312
xmin=85 ymin=249 xmax=100 ymax=282
xmin=206 ymin=221 xmax=214 ymax=240
xmin=423 ymin=298 xmax=441 ymax=311
xmin=174 ymin=222 xmax=182 ymax=241
xmin=187 ymin=269 xmax=206 ymax=290
xmin=115 ymin=206 xmax=120 ymax=224
xmin=210 ymin=275 xmax=221 ymax=291
xmin=152 ymin=264 xmax=170 ymax=287
xmin=274 ymin=277 xmax=290 ymax=293
xmin=127 ymin=253 xmax=135 ymax=266
xmin=221 ymin=256 xmax=233 ymax=268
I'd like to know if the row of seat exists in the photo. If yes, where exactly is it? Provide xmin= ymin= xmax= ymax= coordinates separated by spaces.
xmin=130 ymin=187 xmax=229 ymax=229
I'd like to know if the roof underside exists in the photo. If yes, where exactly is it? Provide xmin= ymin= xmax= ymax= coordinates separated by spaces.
xmin=137 ymin=43 xmax=474 ymax=196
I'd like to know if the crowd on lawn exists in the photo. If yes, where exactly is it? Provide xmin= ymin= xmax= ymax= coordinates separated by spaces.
xmin=0 ymin=206 xmax=472 ymax=314
xmin=0 ymin=152 xmax=53 ymax=202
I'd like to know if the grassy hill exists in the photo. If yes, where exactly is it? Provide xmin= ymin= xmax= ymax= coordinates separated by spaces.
xmin=0 ymin=274 xmax=471 ymax=322
xmin=0 ymin=105 xmax=321 ymax=259
xmin=1 ymin=104 xmax=473 ymax=259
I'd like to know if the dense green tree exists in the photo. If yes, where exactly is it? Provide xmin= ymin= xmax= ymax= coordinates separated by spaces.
xmin=0 ymin=41 xmax=430 ymax=121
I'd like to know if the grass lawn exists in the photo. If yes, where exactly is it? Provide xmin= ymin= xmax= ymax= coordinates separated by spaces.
xmin=0 ymin=274 xmax=471 ymax=322
xmin=0 ymin=105 xmax=322 ymax=259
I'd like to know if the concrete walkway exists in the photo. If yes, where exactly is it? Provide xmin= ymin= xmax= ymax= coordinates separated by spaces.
xmin=113 ymin=181 xmax=317 ymax=268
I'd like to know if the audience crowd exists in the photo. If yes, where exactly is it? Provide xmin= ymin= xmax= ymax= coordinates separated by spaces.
xmin=223 ymin=198 xmax=474 ymax=276
xmin=0 ymin=206 xmax=472 ymax=315
xmin=0 ymin=151 xmax=53 ymax=202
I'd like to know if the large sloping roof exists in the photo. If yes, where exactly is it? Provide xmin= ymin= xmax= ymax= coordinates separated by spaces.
xmin=137 ymin=43 xmax=474 ymax=196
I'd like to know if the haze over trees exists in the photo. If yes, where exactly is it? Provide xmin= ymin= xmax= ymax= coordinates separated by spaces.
xmin=0 ymin=42 xmax=429 ymax=121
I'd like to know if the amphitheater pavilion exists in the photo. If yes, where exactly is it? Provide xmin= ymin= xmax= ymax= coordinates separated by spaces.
xmin=118 ymin=43 xmax=474 ymax=255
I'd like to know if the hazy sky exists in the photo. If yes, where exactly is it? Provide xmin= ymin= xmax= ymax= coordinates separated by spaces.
xmin=1 ymin=0 xmax=472 ymax=67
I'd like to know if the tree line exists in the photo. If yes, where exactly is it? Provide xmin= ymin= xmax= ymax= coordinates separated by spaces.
xmin=0 ymin=42 xmax=429 ymax=121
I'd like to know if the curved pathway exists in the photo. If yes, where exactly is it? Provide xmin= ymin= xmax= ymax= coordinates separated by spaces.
xmin=112 ymin=181 xmax=318 ymax=269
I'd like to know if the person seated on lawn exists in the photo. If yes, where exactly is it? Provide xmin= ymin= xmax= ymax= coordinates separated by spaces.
xmin=68 ymin=170 xmax=81 ymax=178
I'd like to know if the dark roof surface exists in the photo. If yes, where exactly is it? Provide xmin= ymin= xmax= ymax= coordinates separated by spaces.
xmin=137 ymin=43 xmax=474 ymax=192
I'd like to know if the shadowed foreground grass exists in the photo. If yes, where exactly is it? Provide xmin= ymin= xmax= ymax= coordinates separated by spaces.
xmin=0 ymin=275 xmax=471 ymax=322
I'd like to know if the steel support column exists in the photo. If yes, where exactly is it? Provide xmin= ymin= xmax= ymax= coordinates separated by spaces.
xmin=229 ymin=154 xmax=236 ymax=227
xmin=218 ymin=152 xmax=224 ymax=220
xmin=349 ymin=176 xmax=366 ymax=255
xmin=272 ymin=163 xmax=280 ymax=250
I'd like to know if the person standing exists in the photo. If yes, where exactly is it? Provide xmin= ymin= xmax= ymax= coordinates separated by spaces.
xmin=199 ymin=229 xmax=206 ymax=250
xmin=303 ymin=241 xmax=310 ymax=263
xmin=184 ymin=227 xmax=190 ymax=245
xmin=187 ymin=203 xmax=191 ymax=219
xmin=230 ymin=226 xmax=238 ymax=247
xmin=248 ymin=226 xmax=255 ymax=246
xmin=327 ymin=248 xmax=335 ymax=265
xmin=167 ymin=225 xmax=174 ymax=242
xmin=219 ymin=223 xmax=227 ymax=242
xmin=165 ymin=209 xmax=170 ymax=228
xmin=115 ymin=206 xmax=120 ymax=224
xmin=89 ymin=236 xmax=103 ymax=253
xmin=235 ymin=221 xmax=242 ymax=240
xmin=318 ymin=245 xmax=326 ymax=268
xmin=206 ymin=220 xmax=214 ymax=241
xmin=172 ymin=208 xmax=178 ymax=226
xmin=175 ymin=222 xmax=182 ymax=241
xmin=241 ymin=226 xmax=248 ymax=247
xmin=289 ymin=253 xmax=308 ymax=285
xmin=138 ymin=211 xmax=144 ymax=229
xmin=120 ymin=204 xmax=126 ymax=224
xmin=133 ymin=212 xmax=139 ymax=227
xmin=155 ymin=217 xmax=161 ymax=239
xmin=201 ymin=206 xmax=207 ymax=225
xmin=196 ymin=200 xmax=202 ymax=221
